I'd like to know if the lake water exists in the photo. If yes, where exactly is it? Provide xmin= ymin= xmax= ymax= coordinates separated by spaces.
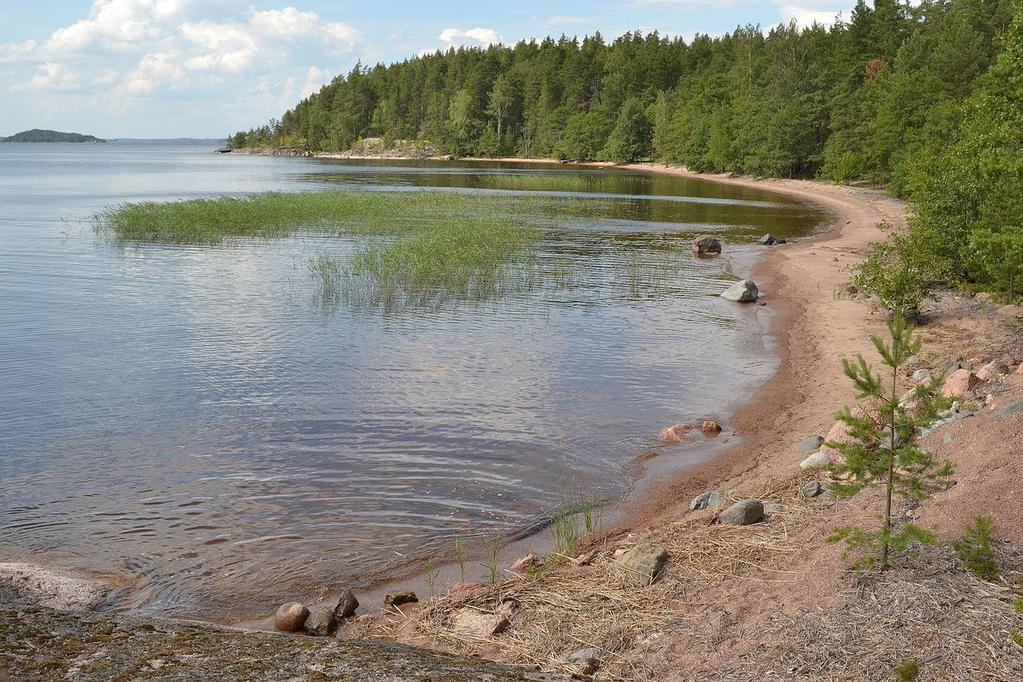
xmin=0 ymin=144 xmax=828 ymax=617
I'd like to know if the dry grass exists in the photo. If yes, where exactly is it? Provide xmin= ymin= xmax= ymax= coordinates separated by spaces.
xmin=720 ymin=544 xmax=1023 ymax=681
xmin=357 ymin=476 xmax=819 ymax=680
xmin=352 ymin=470 xmax=1023 ymax=680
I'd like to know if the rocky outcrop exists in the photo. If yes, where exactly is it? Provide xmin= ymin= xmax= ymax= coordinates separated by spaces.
xmin=0 ymin=605 xmax=551 ymax=681
xmin=720 ymin=279 xmax=759 ymax=303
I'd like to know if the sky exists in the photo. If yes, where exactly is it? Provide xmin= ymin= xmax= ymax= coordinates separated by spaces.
xmin=0 ymin=1 xmax=853 ymax=138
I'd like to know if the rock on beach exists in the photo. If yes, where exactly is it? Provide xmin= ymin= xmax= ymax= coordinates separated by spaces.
xmin=719 ymin=500 xmax=764 ymax=526
xmin=618 ymin=543 xmax=670 ymax=585
xmin=274 ymin=602 xmax=309 ymax=633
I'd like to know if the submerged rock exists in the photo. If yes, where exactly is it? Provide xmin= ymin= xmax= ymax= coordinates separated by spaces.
xmin=718 ymin=500 xmax=764 ymax=526
xmin=758 ymin=234 xmax=781 ymax=246
xmin=274 ymin=602 xmax=309 ymax=633
xmin=720 ymin=279 xmax=759 ymax=303
xmin=691 ymin=236 xmax=722 ymax=256
xmin=660 ymin=423 xmax=693 ymax=444
xmin=618 ymin=543 xmax=670 ymax=585
xmin=701 ymin=420 xmax=723 ymax=434
xmin=689 ymin=491 xmax=726 ymax=511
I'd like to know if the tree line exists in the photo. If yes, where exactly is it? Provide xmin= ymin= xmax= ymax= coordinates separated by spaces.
xmin=232 ymin=0 xmax=1022 ymax=302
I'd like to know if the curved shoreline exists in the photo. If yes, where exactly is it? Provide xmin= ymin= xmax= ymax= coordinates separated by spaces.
xmin=615 ymin=164 xmax=903 ymax=528
xmin=2 ymin=158 xmax=898 ymax=628
xmin=273 ymin=161 xmax=901 ymax=623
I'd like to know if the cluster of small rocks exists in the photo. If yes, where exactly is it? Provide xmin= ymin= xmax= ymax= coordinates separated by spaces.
xmin=273 ymin=588 xmax=359 ymax=636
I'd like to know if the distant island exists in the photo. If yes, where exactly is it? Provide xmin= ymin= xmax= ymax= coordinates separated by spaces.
xmin=2 ymin=129 xmax=105 ymax=143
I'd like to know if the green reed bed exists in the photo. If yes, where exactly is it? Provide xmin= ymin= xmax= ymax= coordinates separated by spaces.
xmin=96 ymin=190 xmax=531 ymax=245
xmin=97 ymin=189 xmax=564 ymax=308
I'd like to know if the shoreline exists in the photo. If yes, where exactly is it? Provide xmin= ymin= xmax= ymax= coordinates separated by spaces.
xmin=322 ymin=162 xmax=897 ymax=621
xmin=2 ymin=156 xmax=893 ymax=625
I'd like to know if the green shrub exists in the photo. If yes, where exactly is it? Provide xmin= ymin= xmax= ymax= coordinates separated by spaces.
xmin=951 ymin=516 xmax=1000 ymax=581
xmin=850 ymin=221 xmax=936 ymax=317
xmin=893 ymin=658 xmax=919 ymax=681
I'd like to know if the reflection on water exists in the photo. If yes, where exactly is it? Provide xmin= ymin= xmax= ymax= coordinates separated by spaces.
xmin=0 ymin=145 xmax=828 ymax=616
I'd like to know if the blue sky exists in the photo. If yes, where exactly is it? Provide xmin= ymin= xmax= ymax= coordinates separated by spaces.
xmin=0 ymin=1 xmax=851 ymax=138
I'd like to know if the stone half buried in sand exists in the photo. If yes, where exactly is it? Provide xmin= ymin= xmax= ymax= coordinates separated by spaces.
xmin=720 ymin=279 xmax=759 ymax=303
xmin=617 ymin=543 xmax=670 ymax=586
xmin=452 ymin=609 xmax=510 ymax=638
xmin=691 ymin=235 xmax=722 ymax=256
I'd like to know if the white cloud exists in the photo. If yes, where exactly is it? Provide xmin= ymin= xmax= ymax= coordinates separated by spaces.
xmin=122 ymin=51 xmax=184 ymax=93
xmin=1 ymin=1 xmax=359 ymax=95
xmin=438 ymin=27 xmax=502 ymax=48
xmin=773 ymin=2 xmax=846 ymax=26
xmin=25 ymin=63 xmax=78 ymax=91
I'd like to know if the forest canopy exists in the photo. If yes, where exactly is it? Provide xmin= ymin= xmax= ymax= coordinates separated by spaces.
xmin=233 ymin=0 xmax=1023 ymax=301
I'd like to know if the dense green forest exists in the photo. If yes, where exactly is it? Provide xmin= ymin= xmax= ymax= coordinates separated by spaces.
xmin=234 ymin=0 xmax=1023 ymax=302
xmin=2 ymin=129 xmax=105 ymax=143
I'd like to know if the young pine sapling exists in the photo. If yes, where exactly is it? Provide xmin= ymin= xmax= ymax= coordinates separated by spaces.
xmin=826 ymin=315 xmax=954 ymax=571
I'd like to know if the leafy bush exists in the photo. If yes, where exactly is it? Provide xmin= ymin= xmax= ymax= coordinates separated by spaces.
xmin=850 ymin=221 xmax=937 ymax=317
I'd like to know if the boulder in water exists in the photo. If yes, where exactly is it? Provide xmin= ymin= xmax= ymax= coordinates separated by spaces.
xmin=720 ymin=279 xmax=759 ymax=303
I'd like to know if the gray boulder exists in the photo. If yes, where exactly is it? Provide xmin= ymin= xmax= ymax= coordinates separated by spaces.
xmin=718 ymin=500 xmax=764 ymax=526
xmin=799 ymin=481 xmax=823 ymax=498
xmin=758 ymin=234 xmax=779 ymax=246
xmin=618 ymin=543 xmax=670 ymax=585
xmin=912 ymin=368 xmax=932 ymax=383
xmin=689 ymin=490 xmax=726 ymax=511
xmin=994 ymin=400 xmax=1023 ymax=418
xmin=792 ymin=435 xmax=824 ymax=453
xmin=691 ymin=235 xmax=722 ymax=256
xmin=799 ymin=451 xmax=830 ymax=469
xmin=721 ymin=279 xmax=759 ymax=303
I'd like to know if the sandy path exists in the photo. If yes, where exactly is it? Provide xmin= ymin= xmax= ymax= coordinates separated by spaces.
xmin=621 ymin=164 xmax=909 ymax=521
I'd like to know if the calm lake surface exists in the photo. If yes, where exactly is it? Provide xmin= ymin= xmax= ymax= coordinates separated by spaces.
xmin=0 ymin=143 xmax=828 ymax=616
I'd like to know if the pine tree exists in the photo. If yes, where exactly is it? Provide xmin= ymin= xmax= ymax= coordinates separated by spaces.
xmin=826 ymin=315 xmax=954 ymax=570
